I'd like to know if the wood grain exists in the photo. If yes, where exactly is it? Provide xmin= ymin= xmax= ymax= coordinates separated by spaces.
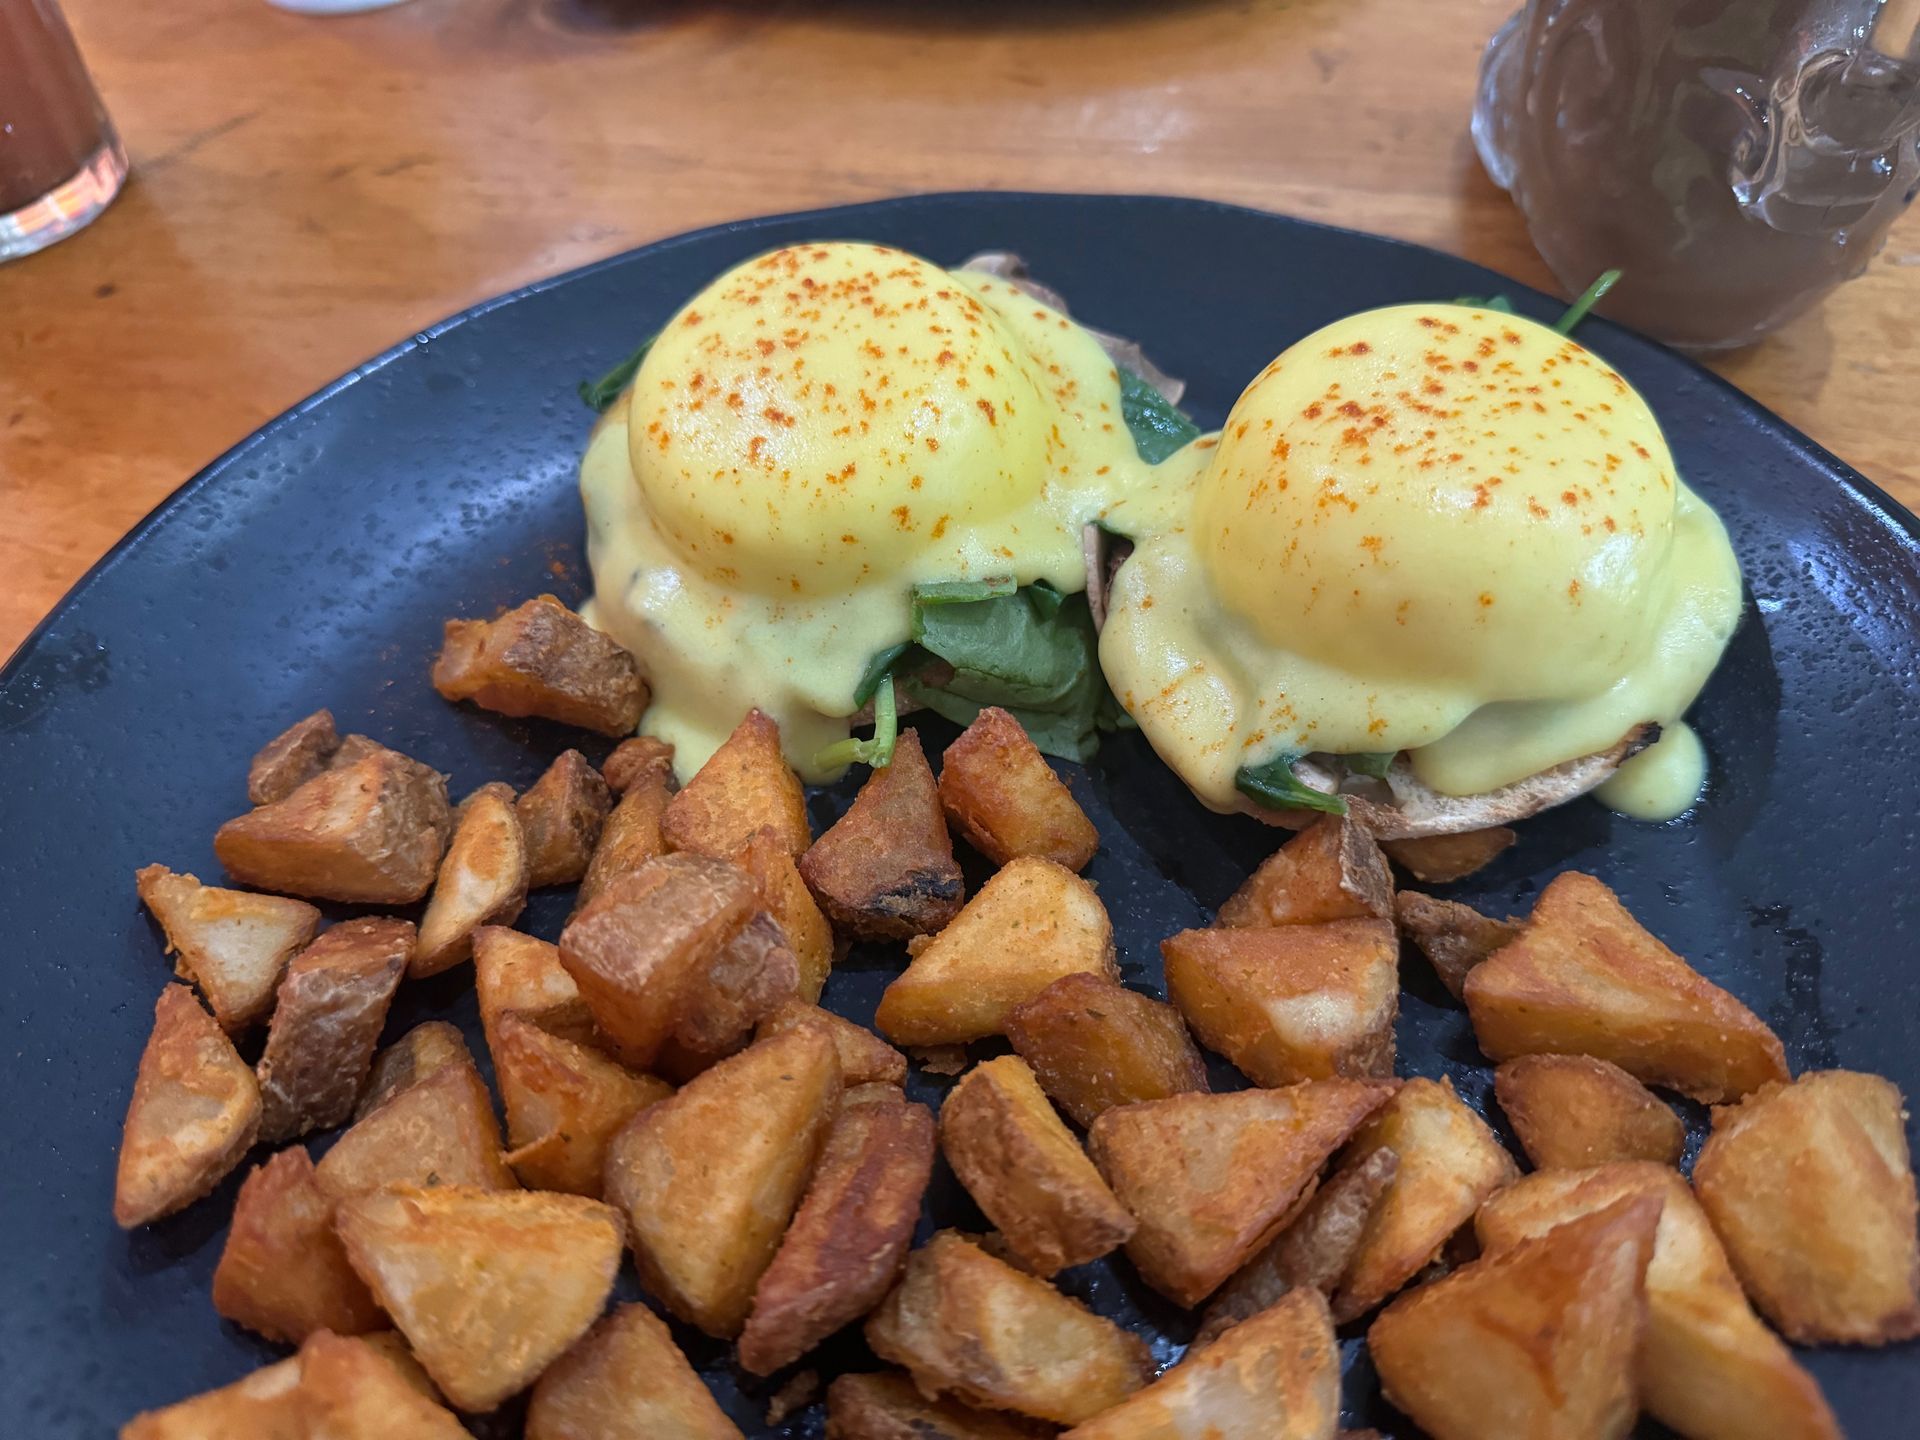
xmin=3 ymin=0 xmax=1916 ymax=658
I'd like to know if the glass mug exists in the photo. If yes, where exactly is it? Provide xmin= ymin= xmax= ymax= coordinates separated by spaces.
xmin=1 ymin=0 xmax=127 ymax=262
xmin=1474 ymin=0 xmax=1920 ymax=350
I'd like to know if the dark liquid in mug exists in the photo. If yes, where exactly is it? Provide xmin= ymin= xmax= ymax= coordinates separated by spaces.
xmin=0 ymin=0 xmax=113 ymax=215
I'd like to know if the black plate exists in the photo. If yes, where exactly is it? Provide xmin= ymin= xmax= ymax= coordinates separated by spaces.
xmin=5 ymin=193 xmax=1917 ymax=1437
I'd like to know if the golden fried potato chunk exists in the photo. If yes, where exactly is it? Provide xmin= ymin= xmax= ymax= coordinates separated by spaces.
xmin=800 ymin=730 xmax=965 ymax=939
xmin=1494 ymin=1054 xmax=1684 ymax=1170
xmin=247 ymin=709 xmax=341 ymax=806
xmin=119 ymin=1352 xmax=307 ymax=1440
xmin=517 ymin=748 xmax=612 ymax=888
xmin=1165 ymin=918 xmax=1398 ymax=1086
xmin=736 ymin=824 xmax=836 ymax=1001
xmin=940 ymin=1056 xmax=1134 ymax=1276
xmin=1463 ymin=871 xmax=1787 ymax=1103
xmin=294 ymin=1330 xmax=470 ymax=1439
xmin=738 ymin=1085 xmax=937 ymax=1375
xmin=1088 ymin=1079 xmax=1396 ymax=1307
xmin=866 ymin=1232 xmax=1153 ymax=1426
xmin=255 ymin=918 xmax=410 ymax=1143
xmin=136 ymin=865 xmax=321 ymax=1031
xmin=214 ymin=748 xmax=452 ymax=905
xmin=1215 ymin=815 xmax=1393 ymax=929
xmin=1063 ymin=1288 xmax=1339 ymax=1440
xmin=1477 ymin=1162 xmax=1842 ymax=1440
xmin=1368 ymin=1195 xmax=1659 ymax=1440
xmin=412 ymin=784 xmax=528 ymax=977
xmin=604 ymin=1026 xmax=843 ymax=1337
xmin=114 ymin=985 xmax=262 ymax=1228
xmin=316 ymin=1053 xmax=517 ymax=1199
xmin=213 ymin=1148 xmax=384 ymax=1343
xmin=432 ymin=593 xmax=648 ymax=735
xmin=1380 ymin=826 xmax=1516 ymax=884
xmin=602 ymin=734 xmax=677 ymax=794
xmin=573 ymin=761 xmax=674 ymax=914
xmin=353 ymin=1019 xmax=471 ymax=1121
xmin=662 ymin=707 xmax=811 ymax=860
xmin=1329 ymin=1077 xmax=1519 ymax=1322
xmin=1695 ymin=1070 xmax=1920 ymax=1345
xmin=472 ymin=925 xmax=597 ymax=1052
xmin=826 ymin=1371 xmax=1054 ymax=1439
xmin=335 ymin=1185 xmax=624 ymax=1412
xmin=1393 ymin=891 xmax=1519 ymax=1001
xmin=876 ymin=857 xmax=1116 ymax=1047
xmin=493 ymin=1012 xmax=672 ymax=1196
xmin=937 ymin=706 xmax=1100 ymax=871
xmin=528 ymin=1303 xmax=744 ymax=1440
xmin=1004 ymin=973 xmax=1208 ymax=1128
xmin=757 ymin=999 xmax=909 ymax=1086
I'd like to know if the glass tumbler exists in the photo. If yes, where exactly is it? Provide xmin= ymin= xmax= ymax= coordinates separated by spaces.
xmin=1 ymin=0 xmax=127 ymax=262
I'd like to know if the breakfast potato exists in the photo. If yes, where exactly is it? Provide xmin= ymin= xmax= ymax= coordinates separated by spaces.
xmin=1462 ymin=871 xmax=1788 ymax=1102
xmin=736 ymin=824 xmax=836 ymax=1001
xmin=1164 ymin=918 xmax=1398 ymax=1086
xmin=1004 ymin=972 xmax=1208 ymax=1127
xmin=799 ymin=729 xmax=965 ymax=939
xmin=940 ymin=1056 xmax=1136 ymax=1276
xmin=1694 ymin=1069 xmax=1920 ymax=1344
xmin=1087 ymin=1079 xmax=1396 ymax=1306
xmin=738 ymin=1084 xmax=937 ymax=1374
xmin=1367 ymin=1195 xmax=1660 ymax=1440
xmin=1062 ymin=1288 xmax=1338 ymax=1440
xmin=528 ymin=1303 xmax=744 ymax=1440
xmin=603 ymin=1026 xmax=843 ymax=1336
xmin=247 ymin=709 xmax=341 ymax=806
xmin=492 ymin=1011 xmax=672 ymax=1195
xmin=316 ymin=1053 xmax=517 ymax=1199
xmin=1477 ymin=1162 xmax=1842 ymax=1440
xmin=1328 ymin=1076 xmax=1519 ymax=1322
xmin=825 ymin=1371 xmax=1055 ymax=1439
xmin=875 ymin=857 xmax=1117 ymax=1046
xmin=1214 ymin=814 xmax=1393 ymax=929
xmin=517 ymin=748 xmax=612 ymax=888
xmin=655 ymin=909 xmax=802 ymax=1079
xmin=114 ymin=985 xmax=262 ymax=1228
xmin=353 ymin=1019 xmax=471 ymax=1120
xmin=432 ymin=593 xmax=648 ymax=736
xmin=936 ymin=705 xmax=1100 ymax=871
xmin=411 ymin=784 xmax=528 ymax=977
xmin=1494 ymin=1053 xmax=1684 ymax=1169
xmin=213 ymin=1148 xmax=384 ymax=1343
xmin=573 ymin=760 xmax=674 ymax=913
xmin=135 ymin=865 xmax=321 ymax=1031
xmin=1393 ymin=891 xmax=1519 ymax=1000
xmin=119 ymin=1352 xmax=306 ymax=1440
xmin=254 ymin=917 xmax=410 ymax=1142
xmin=757 ymin=999 xmax=909 ymax=1086
xmin=294 ymin=1330 xmax=470 ymax=1439
xmin=471 ymin=925 xmax=598 ymax=1051
xmin=662 ymin=707 xmax=812 ymax=860
xmin=335 ymin=1184 xmax=625 ymax=1412
xmin=601 ymin=733 xmax=677 ymax=794
xmin=865 ymin=1232 xmax=1153 ymax=1426
xmin=453 ymin=778 xmax=517 ymax=825
xmin=1380 ymin=826 xmax=1516 ymax=884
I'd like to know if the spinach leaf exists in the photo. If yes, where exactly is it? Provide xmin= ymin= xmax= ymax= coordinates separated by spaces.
xmin=1451 ymin=293 xmax=1517 ymax=313
xmin=1118 ymin=365 xmax=1203 ymax=464
xmin=852 ymin=641 xmax=916 ymax=707
xmin=1345 ymin=751 xmax=1397 ymax=781
xmin=812 ymin=676 xmax=899 ymax=771
xmin=912 ymin=577 xmax=1017 ymax=606
xmin=578 ymin=336 xmax=655 ymax=413
xmin=1234 ymin=753 xmax=1348 ymax=817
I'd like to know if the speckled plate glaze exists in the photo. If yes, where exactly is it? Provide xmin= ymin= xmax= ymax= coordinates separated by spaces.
xmin=4 ymin=194 xmax=1917 ymax=1437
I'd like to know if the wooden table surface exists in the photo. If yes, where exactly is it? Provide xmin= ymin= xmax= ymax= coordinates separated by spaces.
xmin=6 ymin=0 xmax=1918 ymax=661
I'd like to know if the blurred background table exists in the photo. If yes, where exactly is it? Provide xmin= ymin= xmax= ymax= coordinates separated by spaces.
xmin=5 ymin=0 xmax=1917 ymax=659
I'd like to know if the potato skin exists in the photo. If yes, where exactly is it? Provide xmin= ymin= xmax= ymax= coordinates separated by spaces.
xmin=1394 ymin=891 xmax=1519 ymax=1000
xmin=528 ymin=1304 xmax=744 ymax=1440
xmin=1005 ymin=972 xmax=1208 ymax=1129
xmin=432 ymin=594 xmax=648 ymax=736
xmin=936 ymin=706 xmax=1099 ymax=871
xmin=517 ymin=748 xmax=612 ymax=889
xmin=1493 ymin=1054 xmax=1683 ymax=1170
xmin=247 ymin=709 xmax=340 ymax=806
xmin=1380 ymin=826 xmax=1515 ymax=884
xmin=1215 ymin=815 xmax=1393 ymax=929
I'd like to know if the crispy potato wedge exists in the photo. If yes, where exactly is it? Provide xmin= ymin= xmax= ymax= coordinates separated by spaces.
xmin=1063 ymin=1288 xmax=1339 ymax=1440
xmin=1478 ymin=1162 xmax=1842 ymax=1440
xmin=335 ymin=1184 xmax=624 ymax=1412
xmin=826 ymin=1371 xmax=1054 ymax=1439
xmin=573 ymin=762 xmax=674 ymax=914
xmin=353 ymin=1020 xmax=471 ymax=1121
xmin=1329 ymin=1076 xmax=1518 ymax=1322
xmin=215 ymin=747 xmax=453 ymax=905
xmin=1695 ymin=1070 xmax=1920 ymax=1344
xmin=940 ymin=1056 xmax=1135 ymax=1276
xmin=1494 ymin=1054 xmax=1684 ymax=1169
xmin=432 ymin=593 xmax=648 ymax=735
xmin=119 ymin=1351 xmax=307 ymax=1440
xmin=655 ymin=908 xmax=802 ymax=1079
xmin=662 ymin=707 xmax=812 ymax=860
xmin=936 ymin=706 xmax=1100 ymax=872
xmin=1368 ymin=1195 xmax=1659 ymax=1440
xmin=1004 ymin=972 xmax=1208 ymax=1128
xmin=1393 ymin=891 xmax=1519 ymax=1001
xmin=472 ymin=925 xmax=598 ymax=1051
xmin=1088 ymin=1079 xmax=1396 ymax=1306
xmin=454 ymin=779 xmax=516 ymax=825
xmin=316 ymin=1055 xmax=517 ymax=1199
xmin=255 ymin=917 xmax=410 ymax=1142
xmin=1165 ymin=918 xmax=1398 ymax=1086
xmin=412 ymin=785 xmax=528 ymax=977
xmin=757 ymin=999 xmax=909 ymax=1086
xmin=248 ymin=709 xmax=341 ymax=807
xmin=296 ymin=1329 xmax=470 ymax=1439
xmin=214 ymin=1147 xmax=384 ymax=1344
xmin=493 ymin=1012 xmax=672 ymax=1195
xmin=736 ymin=824 xmax=836 ymax=1001
xmin=1215 ymin=815 xmax=1393 ymax=929
xmin=602 ymin=734 xmax=677 ymax=795
xmin=738 ymin=1085 xmax=937 ymax=1374
xmin=1463 ymin=871 xmax=1788 ymax=1103
xmin=867 ymin=1232 xmax=1152 ymax=1425
xmin=1380 ymin=827 xmax=1516 ymax=884
xmin=800 ymin=730 xmax=964 ymax=940
xmin=604 ymin=1026 xmax=843 ymax=1336
xmin=136 ymin=865 xmax=321 ymax=1031
xmin=517 ymin=749 xmax=612 ymax=889
xmin=528 ymin=1303 xmax=744 ymax=1440
xmin=876 ymin=857 xmax=1117 ymax=1046
xmin=115 ymin=985 xmax=262 ymax=1228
